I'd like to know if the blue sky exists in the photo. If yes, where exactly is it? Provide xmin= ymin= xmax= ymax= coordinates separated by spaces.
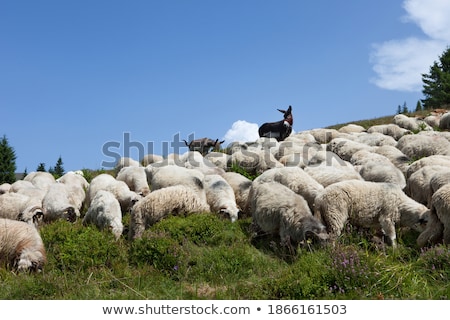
xmin=2 ymin=0 xmax=450 ymax=172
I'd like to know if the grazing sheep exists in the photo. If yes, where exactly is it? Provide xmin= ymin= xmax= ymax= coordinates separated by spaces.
xmin=0 ymin=218 xmax=46 ymax=272
xmin=393 ymin=114 xmax=432 ymax=132
xmin=204 ymin=152 xmax=231 ymax=171
xmin=24 ymin=171 xmax=56 ymax=193
xmin=304 ymin=163 xmax=363 ymax=187
xmin=221 ymin=172 xmax=253 ymax=216
xmin=438 ymin=112 xmax=450 ymax=130
xmin=327 ymin=137 xmax=375 ymax=162
xmin=314 ymin=180 xmax=429 ymax=247
xmin=417 ymin=183 xmax=450 ymax=247
xmin=405 ymin=165 xmax=450 ymax=207
xmin=148 ymin=165 xmax=207 ymax=204
xmin=429 ymin=171 xmax=450 ymax=201
xmin=350 ymin=150 xmax=406 ymax=189
xmin=230 ymin=147 xmax=283 ymax=175
xmin=0 ymin=192 xmax=44 ymax=226
xmin=251 ymin=166 xmax=324 ymax=212
xmin=86 ymin=173 xmax=142 ymax=213
xmin=367 ymin=124 xmax=411 ymax=140
xmin=406 ymin=155 xmax=450 ymax=179
xmin=0 ymin=183 xmax=11 ymax=194
xmin=129 ymin=185 xmax=210 ymax=240
xmin=82 ymin=190 xmax=123 ymax=240
xmin=374 ymin=145 xmax=411 ymax=176
xmin=140 ymin=153 xmax=164 ymax=166
xmin=115 ymin=157 xmax=141 ymax=171
xmin=338 ymin=124 xmax=366 ymax=134
xmin=307 ymin=150 xmax=353 ymax=168
xmin=396 ymin=134 xmax=450 ymax=158
xmin=203 ymin=174 xmax=241 ymax=222
xmin=42 ymin=183 xmax=80 ymax=223
xmin=354 ymin=132 xmax=397 ymax=147
xmin=56 ymin=171 xmax=89 ymax=211
xmin=181 ymin=151 xmax=226 ymax=175
xmin=249 ymin=181 xmax=328 ymax=248
xmin=306 ymin=128 xmax=340 ymax=144
xmin=116 ymin=166 xmax=150 ymax=196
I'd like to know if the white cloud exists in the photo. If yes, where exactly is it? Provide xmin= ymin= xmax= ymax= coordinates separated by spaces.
xmin=223 ymin=120 xmax=259 ymax=144
xmin=370 ymin=0 xmax=450 ymax=92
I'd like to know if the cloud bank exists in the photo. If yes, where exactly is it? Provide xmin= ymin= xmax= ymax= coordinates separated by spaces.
xmin=223 ymin=120 xmax=259 ymax=144
xmin=370 ymin=0 xmax=450 ymax=92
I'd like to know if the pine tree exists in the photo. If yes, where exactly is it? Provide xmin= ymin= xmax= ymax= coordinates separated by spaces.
xmin=402 ymin=101 xmax=408 ymax=114
xmin=53 ymin=156 xmax=64 ymax=178
xmin=415 ymin=100 xmax=423 ymax=112
xmin=0 ymin=135 xmax=17 ymax=184
xmin=422 ymin=47 xmax=450 ymax=109
xmin=36 ymin=163 xmax=46 ymax=172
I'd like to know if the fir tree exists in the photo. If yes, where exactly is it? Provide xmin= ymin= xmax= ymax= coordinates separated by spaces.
xmin=0 ymin=135 xmax=17 ymax=184
xmin=36 ymin=163 xmax=46 ymax=172
xmin=53 ymin=156 xmax=64 ymax=178
xmin=422 ymin=47 xmax=450 ymax=109
xmin=415 ymin=100 xmax=423 ymax=112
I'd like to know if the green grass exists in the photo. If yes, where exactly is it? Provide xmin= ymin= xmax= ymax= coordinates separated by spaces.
xmin=0 ymin=213 xmax=448 ymax=300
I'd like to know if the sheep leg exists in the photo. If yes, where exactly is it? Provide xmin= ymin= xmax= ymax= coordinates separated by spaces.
xmin=379 ymin=217 xmax=397 ymax=247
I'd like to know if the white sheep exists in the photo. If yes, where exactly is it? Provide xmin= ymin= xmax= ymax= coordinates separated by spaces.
xmin=405 ymin=165 xmax=450 ymax=207
xmin=23 ymin=171 xmax=56 ymax=193
xmin=393 ymin=114 xmax=432 ymax=132
xmin=221 ymin=171 xmax=253 ymax=216
xmin=0 ymin=218 xmax=46 ymax=272
xmin=82 ymin=190 xmax=123 ymax=240
xmin=140 ymin=153 xmax=164 ymax=166
xmin=417 ymin=183 xmax=450 ymax=247
xmin=367 ymin=124 xmax=411 ymax=140
xmin=204 ymin=152 xmax=231 ymax=171
xmin=86 ymin=173 xmax=142 ymax=213
xmin=250 ymin=166 xmax=324 ymax=212
xmin=338 ymin=124 xmax=366 ymax=134
xmin=327 ymin=137 xmax=375 ymax=162
xmin=396 ymin=134 xmax=450 ymax=158
xmin=438 ymin=112 xmax=450 ymax=130
xmin=314 ymin=180 xmax=429 ymax=247
xmin=115 ymin=156 xmax=141 ymax=171
xmin=230 ymin=147 xmax=283 ymax=176
xmin=304 ymin=163 xmax=363 ymax=187
xmin=56 ymin=171 xmax=89 ymax=212
xmin=0 ymin=183 xmax=11 ymax=194
xmin=354 ymin=132 xmax=397 ymax=147
xmin=406 ymin=155 xmax=450 ymax=179
xmin=374 ymin=145 xmax=411 ymax=176
xmin=42 ymin=182 xmax=80 ymax=223
xmin=116 ymin=166 xmax=150 ymax=196
xmin=306 ymin=128 xmax=341 ymax=144
xmin=148 ymin=165 xmax=208 ymax=205
xmin=248 ymin=181 xmax=328 ymax=248
xmin=203 ymin=174 xmax=241 ymax=222
xmin=0 ymin=192 xmax=44 ymax=226
xmin=180 ymin=151 xmax=226 ymax=175
xmin=129 ymin=185 xmax=211 ymax=240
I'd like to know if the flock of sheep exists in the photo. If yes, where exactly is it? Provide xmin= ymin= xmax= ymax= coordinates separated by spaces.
xmin=2 ymin=110 xmax=450 ymax=272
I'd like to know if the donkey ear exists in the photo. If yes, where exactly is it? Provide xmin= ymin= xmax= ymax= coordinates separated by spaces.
xmin=277 ymin=108 xmax=286 ymax=114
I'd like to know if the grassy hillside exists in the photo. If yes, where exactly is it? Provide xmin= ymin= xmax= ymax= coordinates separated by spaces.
xmin=1 ymin=109 xmax=449 ymax=300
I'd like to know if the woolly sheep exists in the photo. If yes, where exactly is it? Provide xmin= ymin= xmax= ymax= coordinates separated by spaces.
xmin=367 ymin=124 xmax=411 ymax=140
xmin=250 ymin=166 xmax=324 ymax=212
xmin=429 ymin=171 xmax=450 ymax=200
xmin=393 ymin=114 xmax=432 ymax=132
xmin=180 ymin=151 xmax=226 ymax=175
xmin=304 ymin=163 xmax=363 ymax=187
xmin=350 ymin=150 xmax=406 ymax=189
xmin=0 ymin=218 xmax=46 ymax=272
xmin=306 ymin=128 xmax=340 ymax=144
xmin=230 ymin=147 xmax=283 ymax=175
xmin=327 ymin=137 xmax=375 ymax=162
xmin=396 ymin=134 xmax=450 ymax=158
xmin=338 ymin=124 xmax=366 ymax=134
xmin=438 ymin=112 xmax=450 ymax=130
xmin=129 ymin=185 xmax=210 ymax=240
xmin=82 ymin=190 xmax=123 ymax=240
xmin=116 ymin=166 xmax=150 ymax=196
xmin=148 ymin=165 xmax=207 ymax=205
xmin=307 ymin=150 xmax=353 ymax=168
xmin=86 ymin=173 xmax=142 ymax=212
xmin=354 ymin=132 xmax=397 ymax=147
xmin=314 ymin=180 xmax=429 ymax=247
xmin=417 ymin=183 xmax=450 ymax=247
xmin=249 ymin=181 xmax=328 ymax=248
xmin=405 ymin=165 xmax=450 ymax=207
xmin=0 ymin=192 xmax=44 ymax=227
xmin=0 ymin=183 xmax=11 ymax=194
xmin=56 ymin=171 xmax=89 ymax=211
xmin=406 ymin=155 xmax=450 ymax=179
xmin=203 ymin=174 xmax=241 ymax=222
xmin=140 ymin=153 xmax=164 ymax=166
xmin=204 ymin=152 xmax=231 ymax=171
xmin=221 ymin=172 xmax=253 ymax=216
xmin=374 ymin=145 xmax=411 ymax=176
xmin=42 ymin=182 xmax=80 ymax=223
xmin=24 ymin=171 xmax=56 ymax=193
xmin=115 ymin=157 xmax=141 ymax=171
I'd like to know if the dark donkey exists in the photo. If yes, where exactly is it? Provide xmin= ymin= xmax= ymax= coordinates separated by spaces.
xmin=183 ymin=137 xmax=225 ymax=155
xmin=258 ymin=105 xmax=293 ymax=141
